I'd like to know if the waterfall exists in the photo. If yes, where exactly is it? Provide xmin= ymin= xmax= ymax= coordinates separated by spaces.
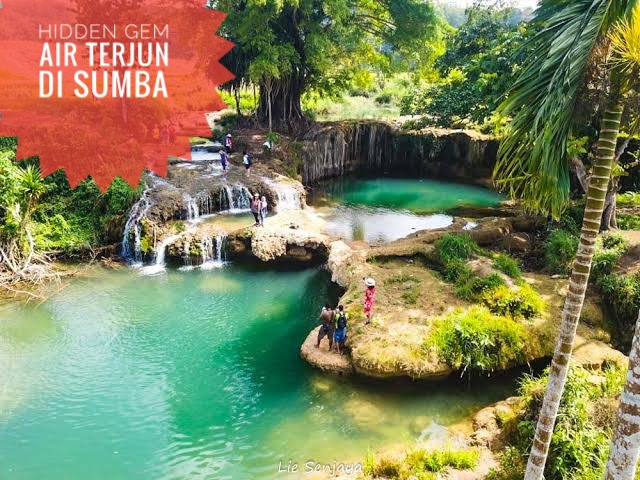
xmin=197 ymin=193 xmax=215 ymax=217
xmin=140 ymin=233 xmax=183 ymax=275
xmin=262 ymin=177 xmax=301 ymax=211
xmin=184 ymin=193 xmax=200 ymax=221
xmin=223 ymin=185 xmax=251 ymax=212
xmin=121 ymin=185 xmax=151 ymax=264
xmin=200 ymin=234 xmax=227 ymax=269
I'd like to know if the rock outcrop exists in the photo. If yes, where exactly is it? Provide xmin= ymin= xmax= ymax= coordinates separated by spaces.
xmin=301 ymin=121 xmax=498 ymax=185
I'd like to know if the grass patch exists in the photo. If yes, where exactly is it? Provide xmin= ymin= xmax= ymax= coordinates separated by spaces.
xmin=364 ymin=448 xmax=479 ymax=479
xmin=386 ymin=273 xmax=419 ymax=284
xmin=434 ymin=234 xmax=480 ymax=264
xmin=401 ymin=285 xmax=421 ymax=305
xmin=492 ymin=253 xmax=522 ymax=279
xmin=431 ymin=306 xmax=527 ymax=375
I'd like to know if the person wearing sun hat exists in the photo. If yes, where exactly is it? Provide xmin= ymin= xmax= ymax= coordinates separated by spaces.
xmin=363 ymin=276 xmax=376 ymax=324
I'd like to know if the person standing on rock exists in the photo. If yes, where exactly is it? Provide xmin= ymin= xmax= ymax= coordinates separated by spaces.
xmin=316 ymin=304 xmax=335 ymax=351
xmin=220 ymin=148 xmax=229 ymax=175
xmin=225 ymin=133 xmax=233 ymax=152
xmin=243 ymin=150 xmax=253 ymax=177
xmin=260 ymin=196 xmax=268 ymax=226
xmin=251 ymin=193 xmax=261 ymax=227
xmin=363 ymin=277 xmax=376 ymax=324
xmin=334 ymin=305 xmax=348 ymax=354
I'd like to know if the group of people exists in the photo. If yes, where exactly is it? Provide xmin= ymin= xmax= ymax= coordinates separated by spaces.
xmin=250 ymin=193 xmax=269 ymax=227
xmin=151 ymin=123 xmax=177 ymax=146
xmin=316 ymin=277 xmax=377 ymax=354
xmin=316 ymin=304 xmax=349 ymax=354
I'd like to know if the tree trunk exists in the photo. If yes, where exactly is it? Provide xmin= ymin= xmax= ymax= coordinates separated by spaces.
xmin=602 ymin=138 xmax=630 ymax=230
xmin=603 ymin=311 xmax=640 ymax=480
xmin=267 ymin=84 xmax=273 ymax=133
xmin=234 ymin=88 xmax=241 ymax=116
xmin=524 ymin=102 xmax=625 ymax=480
xmin=258 ymin=76 xmax=307 ymax=131
xmin=602 ymin=178 xmax=620 ymax=230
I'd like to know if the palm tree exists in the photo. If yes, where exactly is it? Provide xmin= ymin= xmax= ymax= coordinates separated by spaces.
xmin=604 ymin=314 xmax=640 ymax=480
xmin=494 ymin=1 xmax=640 ymax=479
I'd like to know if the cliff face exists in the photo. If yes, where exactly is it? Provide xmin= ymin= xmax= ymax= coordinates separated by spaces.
xmin=301 ymin=121 xmax=498 ymax=185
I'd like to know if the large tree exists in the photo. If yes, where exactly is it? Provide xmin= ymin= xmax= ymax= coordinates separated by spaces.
xmin=493 ymin=1 xmax=640 ymax=479
xmin=209 ymin=0 xmax=440 ymax=130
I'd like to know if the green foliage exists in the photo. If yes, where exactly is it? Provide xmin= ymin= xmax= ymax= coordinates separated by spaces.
xmin=374 ymin=92 xmax=393 ymax=105
xmin=1 ymin=139 xmax=140 ymax=254
xmin=402 ymin=285 xmax=421 ymax=305
xmin=216 ymin=0 xmax=441 ymax=125
xmin=434 ymin=234 xmax=480 ymax=264
xmin=619 ymin=213 xmax=640 ymax=230
xmin=618 ymin=191 xmax=640 ymax=206
xmin=431 ymin=306 xmax=527 ymax=374
xmin=543 ymin=229 xmax=579 ymax=275
xmin=492 ymin=253 xmax=522 ymax=279
xmin=364 ymin=448 xmax=479 ymax=479
xmin=441 ymin=259 xmax=473 ymax=283
xmin=598 ymin=272 xmax=640 ymax=342
xmin=490 ymin=365 xmax=625 ymax=480
xmin=400 ymin=5 xmax=534 ymax=127
xmin=482 ymin=284 xmax=544 ymax=320
xmin=591 ymin=233 xmax=628 ymax=282
xmin=455 ymin=273 xmax=505 ymax=302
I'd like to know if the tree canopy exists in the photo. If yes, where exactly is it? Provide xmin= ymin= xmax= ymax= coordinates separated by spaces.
xmin=210 ymin=0 xmax=442 ymax=129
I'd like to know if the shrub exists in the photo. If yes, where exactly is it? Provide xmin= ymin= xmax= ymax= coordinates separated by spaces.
xmin=598 ymin=272 xmax=640 ymax=346
xmin=441 ymin=259 xmax=473 ymax=283
xmin=544 ymin=229 xmax=579 ymax=274
xmin=601 ymin=232 xmax=627 ymax=250
xmin=434 ymin=234 xmax=480 ymax=265
xmin=431 ymin=306 xmax=527 ymax=374
xmin=374 ymin=92 xmax=393 ymax=105
xmin=617 ymin=191 xmax=640 ymax=206
xmin=618 ymin=214 xmax=640 ymax=230
xmin=493 ymin=253 xmax=522 ymax=279
xmin=455 ymin=273 xmax=505 ymax=302
xmin=490 ymin=365 xmax=624 ymax=480
xmin=482 ymin=284 xmax=545 ymax=320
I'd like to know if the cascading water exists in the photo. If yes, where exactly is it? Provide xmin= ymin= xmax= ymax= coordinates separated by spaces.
xmin=262 ymin=178 xmax=302 ymax=211
xmin=200 ymin=234 xmax=227 ymax=269
xmin=184 ymin=193 xmax=200 ymax=221
xmin=223 ymin=185 xmax=251 ymax=212
xmin=140 ymin=233 xmax=183 ymax=275
xmin=121 ymin=185 xmax=151 ymax=264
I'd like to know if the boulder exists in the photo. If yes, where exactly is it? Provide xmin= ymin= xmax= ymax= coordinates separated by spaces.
xmin=300 ymin=327 xmax=354 ymax=376
xmin=504 ymin=232 xmax=531 ymax=253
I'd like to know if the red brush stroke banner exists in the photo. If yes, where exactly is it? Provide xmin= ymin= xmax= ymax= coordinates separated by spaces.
xmin=0 ymin=0 xmax=235 ymax=191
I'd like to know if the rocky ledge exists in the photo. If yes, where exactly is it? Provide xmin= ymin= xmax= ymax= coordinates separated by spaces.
xmin=300 ymin=215 xmax=627 ymax=381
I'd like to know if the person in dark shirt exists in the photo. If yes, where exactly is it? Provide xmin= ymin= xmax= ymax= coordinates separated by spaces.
xmin=316 ymin=304 xmax=335 ymax=351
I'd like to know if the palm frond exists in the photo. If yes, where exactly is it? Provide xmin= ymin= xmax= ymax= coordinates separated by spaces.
xmin=609 ymin=3 xmax=640 ymax=75
xmin=494 ymin=0 xmax=621 ymax=218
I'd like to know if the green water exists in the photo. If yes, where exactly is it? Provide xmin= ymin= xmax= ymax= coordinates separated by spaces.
xmin=308 ymin=178 xmax=504 ymax=243
xmin=0 ymin=267 xmax=515 ymax=479
xmin=310 ymin=178 xmax=503 ymax=214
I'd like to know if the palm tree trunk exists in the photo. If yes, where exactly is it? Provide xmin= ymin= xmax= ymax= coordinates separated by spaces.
xmin=603 ymin=311 xmax=640 ymax=480
xmin=524 ymin=102 xmax=625 ymax=480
